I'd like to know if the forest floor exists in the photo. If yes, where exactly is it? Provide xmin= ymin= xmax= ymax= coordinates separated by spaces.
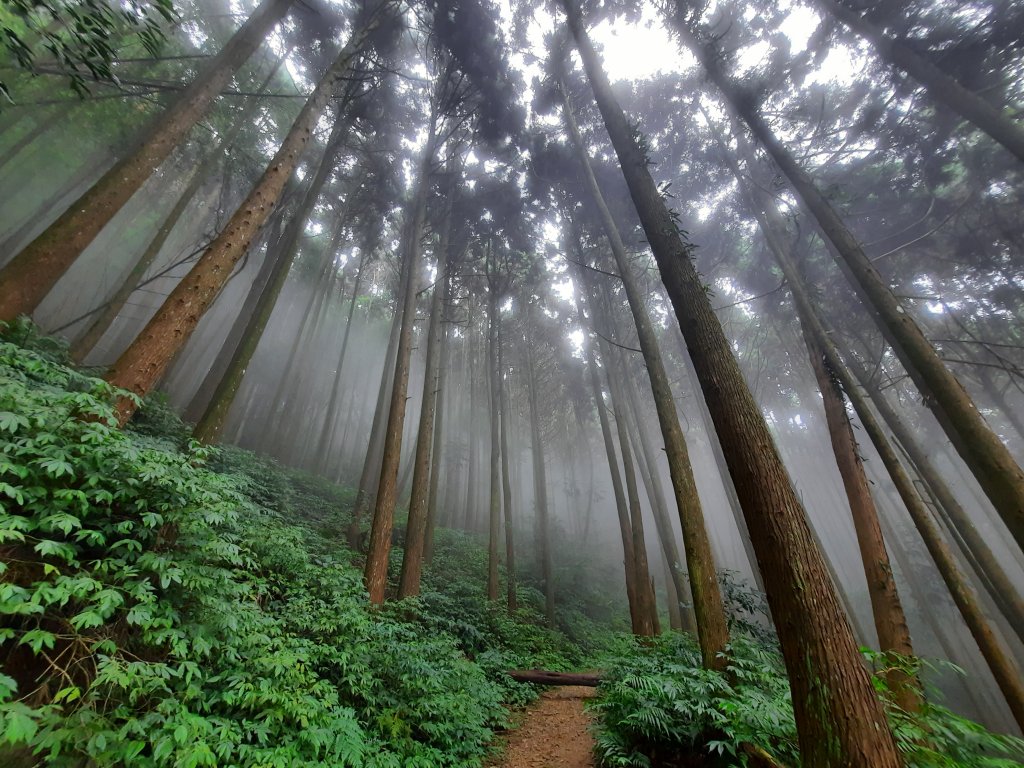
xmin=493 ymin=686 xmax=598 ymax=768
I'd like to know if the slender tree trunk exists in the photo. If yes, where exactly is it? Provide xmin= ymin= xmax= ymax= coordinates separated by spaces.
xmin=599 ymin=332 xmax=658 ymax=637
xmin=684 ymin=26 xmax=1024 ymax=555
xmin=105 ymin=19 xmax=378 ymax=425
xmin=424 ymin=271 xmax=453 ymax=564
xmin=563 ymin=86 xmax=728 ymax=661
xmin=498 ymin=314 xmax=517 ymax=612
xmin=348 ymin=293 xmax=402 ymax=547
xmin=71 ymin=160 xmax=209 ymax=363
xmin=0 ymin=103 xmax=72 ymax=174
xmin=486 ymin=254 xmax=502 ymax=601
xmin=818 ymin=0 xmax=1024 ymax=162
xmin=744 ymin=161 xmax=1024 ymax=726
xmin=524 ymin=310 xmax=557 ymax=627
xmin=561 ymin=3 xmax=901 ymax=762
xmin=850 ymin=356 xmax=1024 ymax=646
xmin=675 ymin=330 xmax=764 ymax=592
xmin=0 ymin=150 xmax=114 ymax=261
xmin=580 ymin=303 xmax=644 ymax=633
xmin=191 ymin=112 xmax=351 ymax=443
xmin=364 ymin=116 xmax=436 ymax=604
xmin=0 ymin=0 xmax=297 ymax=321
xmin=464 ymin=308 xmax=480 ymax=531
xmin=398 ymin=194 xmax=452 ymax=597
xmin=725 ymin=137 xmax=918 ymax=708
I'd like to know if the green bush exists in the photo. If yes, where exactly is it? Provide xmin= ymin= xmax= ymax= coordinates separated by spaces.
xmin=0 ymin=337 xmax=531 ymax=766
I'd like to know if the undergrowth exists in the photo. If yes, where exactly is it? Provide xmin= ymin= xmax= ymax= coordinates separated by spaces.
xmin=0 ymin=324 xmax=580 ymax=766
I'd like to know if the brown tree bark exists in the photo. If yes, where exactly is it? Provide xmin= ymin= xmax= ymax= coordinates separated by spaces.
xmin=398 ymin=189 xmax=453 ymax=598
xmin=724 ymin=135 xmax=919 ymax=709
xmin=818 ymin=0 xmax=1024 ymax=162
xmin=105 ymin=17 xmax=378 ymax=425
xmin=683 ymin=26 xmax=1024 ymax=556
xmin=849 ymin=356 xmax=1024 ymax=646
xmin=524 ymin=304 xmax=557 ymax=627
xmin=348 ymin=284 xmax=403 ymax=547
xmin=578 ymin=297 xmax=645 ymax=633
xmin=363 ymin=111 xmax=437 ymax=604
xmin=191 ymin=113 xmax=352 ymax=443
xmin=0 ymin=0 xmax=296 ymax=322
xmin=424 ymin=278 xmax=453 ymax=565
xmin=561 ymin=2 xmax=901 ymax=762
xmin=486 ymin=245 xmax=503 ymax=602
xmin=498 ymin=312 xmax=518 ymax=612
xmin=561 ymin=83 xmax=727 ymax=662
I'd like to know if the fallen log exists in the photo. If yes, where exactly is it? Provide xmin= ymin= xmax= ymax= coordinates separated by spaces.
xmin=505 ymin=669 xmax=602 ymax=687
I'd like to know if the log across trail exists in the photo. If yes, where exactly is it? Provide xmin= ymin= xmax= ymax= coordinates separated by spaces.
xmin=493 ymin=686 xmax=597 ymax=768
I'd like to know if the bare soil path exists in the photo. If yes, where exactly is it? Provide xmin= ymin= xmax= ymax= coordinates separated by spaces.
xmin=493 ymin=686 xmax=598 ymax=768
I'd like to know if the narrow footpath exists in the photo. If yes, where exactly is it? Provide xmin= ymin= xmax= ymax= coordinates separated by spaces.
xmin=495 ymin=686 xmax=597 ymax=768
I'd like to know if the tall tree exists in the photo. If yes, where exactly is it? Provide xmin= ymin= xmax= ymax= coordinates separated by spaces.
xmin=816 ymin=0 xmax=1024 ymax=162
xmin=104 ymin=8 xmax=387 ymax=425
xmin=0 ymin=0 xmax=296 ymax=322
xmin=675 ymin=17 xmax=1024 ymax=556
xmin=559 ymin=2 xmax=901 ymax=763
xmin=559 ymin=77 xmax=728 ymax=667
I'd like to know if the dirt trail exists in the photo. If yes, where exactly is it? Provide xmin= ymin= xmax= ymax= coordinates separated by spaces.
xmin=494 ymin=686 xmax=598 ymax=768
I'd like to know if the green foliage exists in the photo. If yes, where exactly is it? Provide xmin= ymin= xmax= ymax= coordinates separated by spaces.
xmin=593 ymin=633 xmax=1024 ymax=768
xmin=0 ymin=0 xmax=176 ymax=102
xmin=591 ymin=633 xmax=798 ymax=767
xmin=0 ymin=338 xmax=563 ymax=766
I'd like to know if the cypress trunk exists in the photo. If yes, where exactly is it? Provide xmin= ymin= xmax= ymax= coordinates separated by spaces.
xmin=0 ymin=0 xmax=296 ymax=321
xmin=105 ymin=17 xmax=378 ymax=425
xmin=562 ymin=2 xmax=901 ymax=762
xmin=684 ymin=26 xmax=1024 ymax=556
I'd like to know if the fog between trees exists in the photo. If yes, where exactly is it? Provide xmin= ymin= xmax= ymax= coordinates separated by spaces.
xmin=1 ymin=0 xmax=1024 ymax=762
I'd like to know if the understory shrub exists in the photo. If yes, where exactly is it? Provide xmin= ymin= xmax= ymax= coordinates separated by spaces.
xmin=0 ymin=333 xmax=544 ymax=766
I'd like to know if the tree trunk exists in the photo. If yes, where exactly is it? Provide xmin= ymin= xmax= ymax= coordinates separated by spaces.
xmin=498 ymin=312 xmax=518 ymax=612
xmin=364 ymin=116 xmax=436 ymax=605
xmin=685 ymin=26 xmax=1024 ymax=556
xmin=424 ymin=267 xmax=453 ymax=564
xmin=850 ymin=356 xmax=1024 ymax=646
xmin=105 ymin=18 xmax=378 ymax=425
xmin=0 ymin=0 xmax=296 ymax=322
xmin=561 ymin=2 xmax=901 ymax=763
xmin=398 ymin=191 xmax=452 ymax=598
xmin=524 ymin=308 xmax=557 ymax=627
xmin=818 ymin=0 xmax=1024 ymax=162
xmin=561 ymin=84 xmax=727 ymax=663
xmin=348 ymin=289 xmax=403 ymax=547
xmin=192 ymin=113 xmax=353 ymax=443
xmin=725 ymin=136 xmax=919 ymax=709
xmin=486 ymin=255 xmax=502 ymax=602
xmin=579 ymin=299 xmax=644 ymax=634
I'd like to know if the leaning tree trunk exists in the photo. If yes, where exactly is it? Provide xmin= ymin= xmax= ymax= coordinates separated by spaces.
xmin=105 ymin=15 xmax=379 ymax=425
xmin=725 ymin=136 xmax=919 ymax=709
xmin=562 ymin=85 xmax=728 ymax=663
xmin=683 ymin=25 xmax=1024 ymax=556
xmin=743 ymin=159 xmax=1024 ymax=727
xmin=192 ymin=112 xmax=354 ymax=443
xmin=348 ymin=287 xmax=402 ymax=547
xmin=0 ymin=0 xmax=296 ymax=322
xmin=424 ymin=274 xmax=454 ymax=565
xmin=577 ymin=294 xmax=644 ymax=633
xmin=363 ymin=115 xmax=436 ymax=605
xmin=849 ymin=355 xmax=1024 ymax=646
xmin=71 ymin=51 xmax=292 ymax=364
xmin=818 ymin=0 xmax=1024 ymax=163
xmin=561 ymin=2 xmax=901 ymax=763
